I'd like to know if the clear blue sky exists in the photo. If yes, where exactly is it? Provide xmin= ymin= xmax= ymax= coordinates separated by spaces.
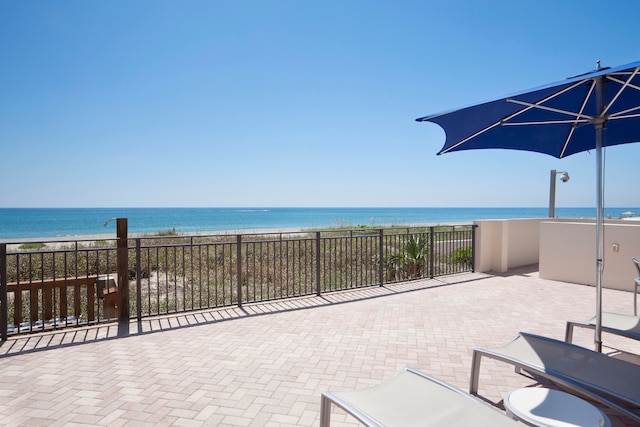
xmin=2 ymin=1 xmax=639 ymax=208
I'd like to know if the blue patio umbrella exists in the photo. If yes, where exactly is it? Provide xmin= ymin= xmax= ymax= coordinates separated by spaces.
xmin=416 ymin=60 xmax=640 ymax=351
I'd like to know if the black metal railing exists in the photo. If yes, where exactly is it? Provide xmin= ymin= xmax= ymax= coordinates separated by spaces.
xmin=0 ymin=222 xmax=475 ymax=339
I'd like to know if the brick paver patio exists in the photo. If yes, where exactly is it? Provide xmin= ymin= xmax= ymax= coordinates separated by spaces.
xmin=1 ymin=265 xmax=639 ymax=426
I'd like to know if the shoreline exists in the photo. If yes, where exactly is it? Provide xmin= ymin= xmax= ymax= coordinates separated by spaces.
xmin=1 ymin=222 xmax=473 ymax=249
xmin=12 ymin=214 xmax=639 ymax=247
xmin=1 ymin=207 xmax=621 ymax=243
xmin=0 ymin=228 xmax=304 ymax=248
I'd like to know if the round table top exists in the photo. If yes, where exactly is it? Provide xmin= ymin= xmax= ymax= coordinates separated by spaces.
xmin=504 ymin=388 xmax=610 ymax=427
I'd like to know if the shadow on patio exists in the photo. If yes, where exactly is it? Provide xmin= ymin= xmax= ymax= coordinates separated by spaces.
xmin=0 ymin=266 xmax=638 ymax=426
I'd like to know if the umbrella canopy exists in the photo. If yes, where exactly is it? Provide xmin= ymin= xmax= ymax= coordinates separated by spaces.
xmin=418 ymin=60 xmax=640 ymax=158
xmin=417 ymin=60 xmax=640 ymax=351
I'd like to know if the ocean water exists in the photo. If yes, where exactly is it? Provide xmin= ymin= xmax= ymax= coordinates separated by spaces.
xmin=0 ymin=207 xmax=637 ymax=240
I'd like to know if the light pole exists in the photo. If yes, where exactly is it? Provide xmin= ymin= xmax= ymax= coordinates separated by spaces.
xmin=549 ymin=169 xmax=570 ymax=217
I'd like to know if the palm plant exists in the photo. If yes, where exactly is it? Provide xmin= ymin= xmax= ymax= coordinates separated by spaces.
xmin=385 ymin=234 xmax=429 ymax=280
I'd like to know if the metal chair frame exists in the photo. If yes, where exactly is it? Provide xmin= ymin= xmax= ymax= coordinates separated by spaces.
xmin=633 ymin=257 xmax=640 ymax=316
xmin=470 ymin=332 xmax=640 ymax=423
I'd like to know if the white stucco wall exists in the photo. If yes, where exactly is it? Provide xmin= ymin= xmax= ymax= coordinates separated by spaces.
xmin=539 ymin=220 xmax=640 ymax=292
xmin=474 ymin=219 xmax=542 ymax=273
xmin=474 ymin=218 xmax=640 ymax=292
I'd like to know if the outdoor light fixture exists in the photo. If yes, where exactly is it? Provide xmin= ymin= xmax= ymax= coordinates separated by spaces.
xmin=549 ymin=169 xmax=570 ymax=217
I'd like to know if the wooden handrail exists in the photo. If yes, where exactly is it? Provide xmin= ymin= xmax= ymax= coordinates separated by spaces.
xmin=7 ymin=275 xmax=117 ymax=326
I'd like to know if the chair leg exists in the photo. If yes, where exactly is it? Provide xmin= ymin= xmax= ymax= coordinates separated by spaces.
xmin=565 ymin=322 xmax=575 ymax=343
xmin=469 ymin=350 xmax=482 ymax=395
xmin=634 ymin=279 xmax=639 ymax=316
xmin=320 ymin=394 xmax=332 ymax=427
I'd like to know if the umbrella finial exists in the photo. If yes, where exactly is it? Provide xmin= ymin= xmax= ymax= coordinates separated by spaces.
xmin=596 ymin=60 xmax=601 ymax=70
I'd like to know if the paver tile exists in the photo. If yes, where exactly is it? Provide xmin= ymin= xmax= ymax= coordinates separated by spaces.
xmin=0 ymin=267 xmax=638 ymax=425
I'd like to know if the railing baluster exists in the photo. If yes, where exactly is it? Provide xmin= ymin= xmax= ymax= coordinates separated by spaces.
xmin=136 ymin=238 xmax=142 ymax=322
xmin=236 ymin=234 xmax=242 ymax=308
xmin=315 ymin=232 xmax=321 ymax=296
xmin=378 ymin=229 xmax=384 ymax=286
xmin=1 ymin=244 xmax=7 ymax=341
xmin=3 ymin=225 xmax=474 ymax=336
xmin=429 ymin=227 xmax=435 ymax=279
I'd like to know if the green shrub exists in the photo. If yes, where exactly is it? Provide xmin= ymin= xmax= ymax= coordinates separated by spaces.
xmin=18 ymin=242 xmax=46 ymax=250
xmin=449 ymin=246 xmax=473 ymax=268
xmin=385 ymin=234 xmax=429 ymax=280
xmin=156 ymin=228 xmax=179 ymax=236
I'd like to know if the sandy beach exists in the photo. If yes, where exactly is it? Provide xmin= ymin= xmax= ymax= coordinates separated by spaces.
xmin=0 ymin=227 xmax=313 ymax=251
xmin=1 ymin=223 xmax=470 ymax=251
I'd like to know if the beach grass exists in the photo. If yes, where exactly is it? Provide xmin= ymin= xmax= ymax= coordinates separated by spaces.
xmin=4 ymin=226 xmax=472 ymax=326
xmin=17 ymin=242 xmax=46 ymax=250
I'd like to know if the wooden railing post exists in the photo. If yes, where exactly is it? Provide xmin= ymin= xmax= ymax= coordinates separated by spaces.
xmin=117 ymin=218 xmax=129 ymax=320
xmin=1 ymin=244 xmax=7 ymax=341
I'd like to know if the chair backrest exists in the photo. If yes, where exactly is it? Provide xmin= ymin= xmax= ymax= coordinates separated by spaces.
xmin=633 ymin=257 xmax=640 ymax=277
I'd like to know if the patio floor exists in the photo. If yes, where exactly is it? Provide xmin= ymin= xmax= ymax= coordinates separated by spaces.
xmin=1 ymin=265 xmax=639 ymax=426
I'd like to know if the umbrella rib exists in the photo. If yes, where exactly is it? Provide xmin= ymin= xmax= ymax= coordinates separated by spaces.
xmin=607 ymin=76 xmax=640 ymax=92
xmin=602 ymin=67 xmax=640 ymax=115
xmin=560 ymin=79 xmax=596 ymax=158
xmin=440 ymin=121 xmax=504 ymax=153
xmin=608 ymin=112 xmax=640 ymax=120
xmin=502 ymin=119 xmax=590 ymax=126
xmin=442 ymin=97 xmax=548 ymax=153
xmin=506 ymin=98 xmax=593 ymax=120
xmin=609 ymin=104 xmax=640 ymax=117
xmin=606 ymin=72 xmax=640 ymax=93
xmin=441 ymin=80 xmax=592 ymax=154
xmin=505 ymin=79 xmax=594 ymax=121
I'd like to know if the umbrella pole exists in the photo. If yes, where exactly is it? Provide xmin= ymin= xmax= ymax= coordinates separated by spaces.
xmin=594 ymin=74 xmax=605 ymax=353
xmin=595 ymin=126 xmax=604 ymax=353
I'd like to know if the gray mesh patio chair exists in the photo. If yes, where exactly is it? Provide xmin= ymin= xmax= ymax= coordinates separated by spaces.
xmin=565 ymin=312 xmax=640 ymax=344
xmin=320 ymin=367 xmax=520 ymax=427
xmin=470 ymin=332 xmax=640 ymax=423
